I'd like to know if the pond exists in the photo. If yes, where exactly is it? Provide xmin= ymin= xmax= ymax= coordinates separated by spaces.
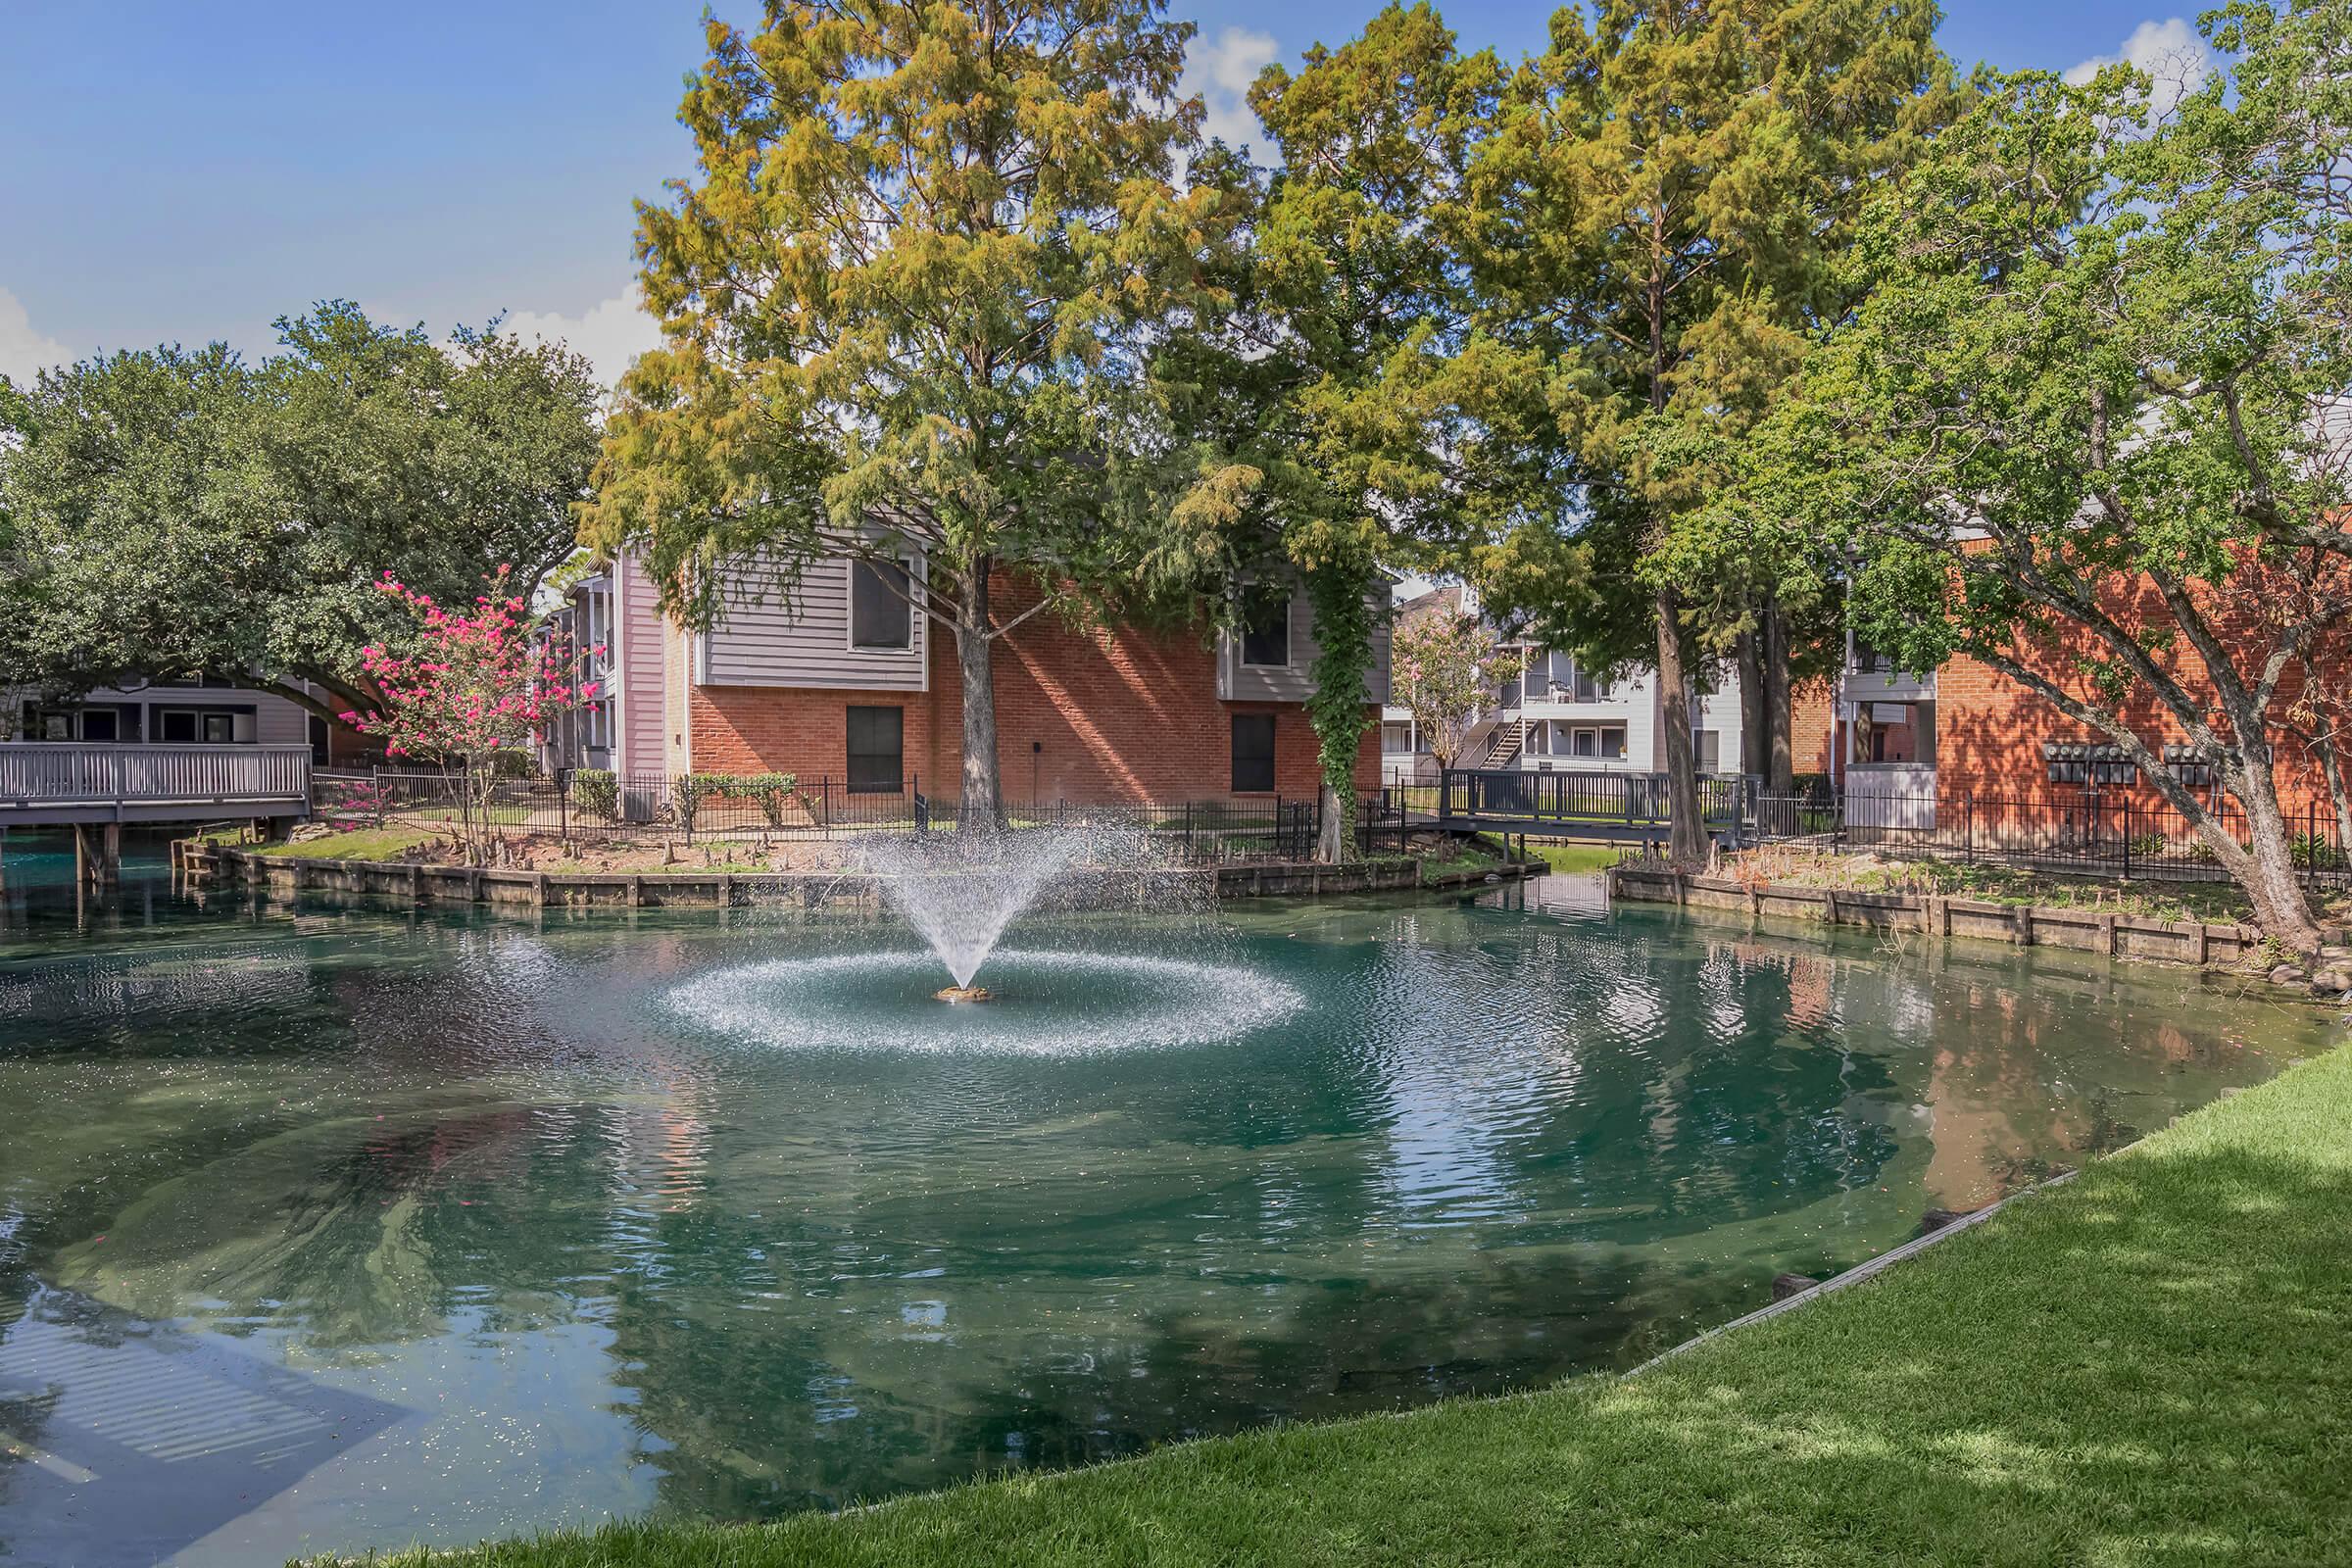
xmin=0 ymin=836 xmax=2328 ymax=1566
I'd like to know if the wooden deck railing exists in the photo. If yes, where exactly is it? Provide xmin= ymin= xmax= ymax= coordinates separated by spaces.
xmin=0 ymin=743 xmax=313 ymax=814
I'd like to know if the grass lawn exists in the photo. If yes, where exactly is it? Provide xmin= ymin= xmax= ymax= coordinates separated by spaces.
xmin=317 ymin=1040 xmax=2352 ymax=1567
xmin=1524 ymin=841 xmax=1621 ymax=875
xmin=1414 ymin=844 xmax=1505 ymax=878
xmin=214 ymin=826 xmax=438 ymax=860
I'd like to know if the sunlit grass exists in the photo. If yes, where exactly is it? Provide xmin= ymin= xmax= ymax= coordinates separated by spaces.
xmin=311 ymin=1042 xmax=2352 ymax=1567
xmin=1524 ymin=841 xmax=1621 ymax=875
xmin=242 ymin=827 xmax=438 ymax=860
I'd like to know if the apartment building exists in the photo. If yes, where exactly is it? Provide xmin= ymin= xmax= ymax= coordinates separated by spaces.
xmin=1379 ymin=585 xmax=1744 ymax=782
xmin=548 ymin=552 xmax=1391 ymax=808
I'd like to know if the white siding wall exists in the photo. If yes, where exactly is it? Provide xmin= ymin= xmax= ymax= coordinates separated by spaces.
xmin=1514 ymin=665 xmax=1748 ymax=774
xmin=1694 ymin=681 xmax=1745 ymax=775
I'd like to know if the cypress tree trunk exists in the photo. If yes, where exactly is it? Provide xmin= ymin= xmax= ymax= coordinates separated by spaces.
xmin=1764 ymin=596 xmax=1795 ymax=794
xmin=954 ymin=559 xmax=1004 ymax=830
xmin=1655 ymin=587 xmax=1706 ymax=863
xmin=1737 ymin=624 xmax=1767 ymax=778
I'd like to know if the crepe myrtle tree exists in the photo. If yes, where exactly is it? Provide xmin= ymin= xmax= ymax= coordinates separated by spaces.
xmin=339 ymin=567 xmax=601 ymax=865
xmin=1391 ymin=604 xmax=1524 ymax=772
xmin=1749 ymin=6 xmax=2352 ymax=954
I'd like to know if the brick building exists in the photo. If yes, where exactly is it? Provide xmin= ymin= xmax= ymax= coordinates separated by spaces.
xmin=1815 ymin=570 xmax=2346 ymax=829
xmin=565 ymin=552 xmax=1389 ymax=808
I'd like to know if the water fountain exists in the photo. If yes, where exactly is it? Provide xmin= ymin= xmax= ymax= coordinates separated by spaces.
xmin=661 ymin=822 xmax=1305 ymax=1053
xmin=858 ymin=827 xmax=1094 ymax=997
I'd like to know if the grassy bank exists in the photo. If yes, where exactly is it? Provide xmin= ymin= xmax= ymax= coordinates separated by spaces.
xmin=1732 ymin=845 xmax=2352 ymax=930
xmin=319 ymin=1040 xmax=2352 ymax=1567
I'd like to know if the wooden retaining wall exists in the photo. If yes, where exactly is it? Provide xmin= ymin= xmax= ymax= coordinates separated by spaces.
xmin=1608 ymin=866 xmax=2273 ymax=968
xmin=174 ymin=843 xmax=1535 ymax=912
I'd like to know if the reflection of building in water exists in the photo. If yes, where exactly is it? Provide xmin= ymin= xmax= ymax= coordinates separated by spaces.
xmin=1911 ymin=974 xmax=2148 ymax=1207
xmin=1712 ymin=939 xmax=1834 ymax=1031
xmin=602 ymin=1057 xmax=717 ymax=1215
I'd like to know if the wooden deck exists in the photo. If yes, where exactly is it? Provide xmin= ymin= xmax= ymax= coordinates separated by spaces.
xmin=0 ymin=743 xmax=313 ymax=827
xmin=0 ymin=742 xmax=314 ymax=886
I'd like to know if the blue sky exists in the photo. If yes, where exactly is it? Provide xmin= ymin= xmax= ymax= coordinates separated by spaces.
xmin=0 ymin=2 xmax=2213 ymax=386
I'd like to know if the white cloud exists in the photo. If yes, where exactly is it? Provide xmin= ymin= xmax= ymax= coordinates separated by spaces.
xmin=495 ymin=286 xmax=664 ymax=392
xmin=0 ymin=286 xmax=73 ymax=386
xmin=1181 ymin=26 xmax=1278 ymax=154
xmin=2064 ymin=18 xmax=2214 ymax=120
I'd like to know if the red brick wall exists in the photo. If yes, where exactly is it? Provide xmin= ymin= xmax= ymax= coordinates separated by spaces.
xmin=1791 ymin=680 xmax=1835 ymax=776
xmin=1931 ymin=566 xmax=2343 ymax=816
xmin=682 ymin=575 xmax=1379 ymax=803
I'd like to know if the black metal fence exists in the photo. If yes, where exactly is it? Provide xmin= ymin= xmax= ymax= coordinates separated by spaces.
xmin=1753 ymin=786 xmax=2349 ymax=888
xmin=317 ymin=768 xmax=1326 ymax=863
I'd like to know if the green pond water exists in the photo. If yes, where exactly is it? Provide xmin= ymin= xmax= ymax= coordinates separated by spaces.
xmin=0 ymin=835 xmax=2328 ymax=1566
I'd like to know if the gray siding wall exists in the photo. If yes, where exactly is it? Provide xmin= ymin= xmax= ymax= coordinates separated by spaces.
xmin=48 ymin=681 xmax=313 ymax=745
xmin=701 ymin=555 xmax=928 ymax=692
xmin=1217 ymin=591 xmax=1393 ymax=705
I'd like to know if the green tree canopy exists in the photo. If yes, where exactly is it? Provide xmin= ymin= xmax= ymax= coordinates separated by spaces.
xmin=0 ymin=303 xmax=603 ymax=726
xmin=1746 ymin=1 xmax=2352 ymax=951
xmin=1176 ymin=3 xmax=1512 ymax=855
xmin=582 ymin=0 xmax=1251 ymax=818
xmin=1461 ymin=0 xmax=1953 ymax=853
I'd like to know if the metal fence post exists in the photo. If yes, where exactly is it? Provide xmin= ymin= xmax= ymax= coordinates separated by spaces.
xmin=1965 ymin=791 xmax=1975 ymax=862
xmin=2120 ymin=795 xmax=2132 ymax=880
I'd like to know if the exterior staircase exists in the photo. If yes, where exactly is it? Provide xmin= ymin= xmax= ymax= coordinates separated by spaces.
xmin=1482 ymin=717 xmax=1527 ymax=769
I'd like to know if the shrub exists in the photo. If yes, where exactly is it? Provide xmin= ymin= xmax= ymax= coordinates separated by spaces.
xmin=673 ymin=772 xmax=800 ymax=831
xmin=572 ymin=768 xmax=620 ymax=823
xmin=2292 ymin=832 xmax=2346 ymax=872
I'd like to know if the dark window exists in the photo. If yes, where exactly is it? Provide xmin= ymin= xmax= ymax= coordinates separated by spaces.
xmin=155 ymin=707 xmax=251 ymax=744
xmin=1231 ymin=713 xmax=1277 ymax=792
xmin=80 ymin=710 xmax=118 ymax=742
xmin=850 ymin=560 xmax=912 ymax=651
xmin=1241 ymin=594 xmax=1290 ymax=667
xmin=309 ymin=714 xmax=330 ymax=766
xmin=847 ymin=706 xmax=904 ymax=794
